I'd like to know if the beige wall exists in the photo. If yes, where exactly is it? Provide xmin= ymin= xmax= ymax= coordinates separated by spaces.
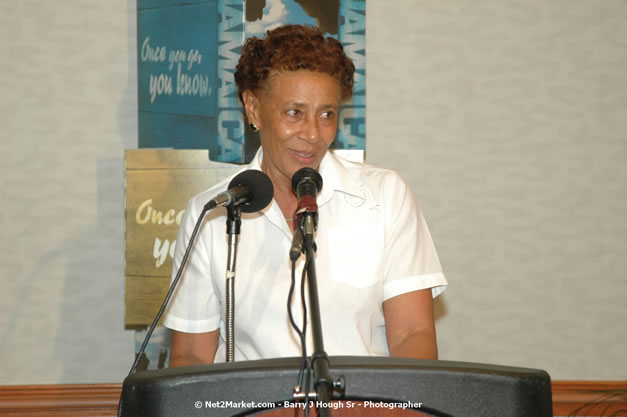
xmin=0 ymin=0 xmax=625 ymax=384
xmin=367 ymin=1 xmax=627 ymax=379
xmin=0 ymin=1 xmax=137 ymax=384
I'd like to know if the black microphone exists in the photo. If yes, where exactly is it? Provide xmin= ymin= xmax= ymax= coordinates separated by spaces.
xmin=292 ymin=167 xmax=323 ymax=203
xmin=289 ymin=168 xmax=323 ymax=261
xmin=205 ymin=169 xmax=274 ymax=213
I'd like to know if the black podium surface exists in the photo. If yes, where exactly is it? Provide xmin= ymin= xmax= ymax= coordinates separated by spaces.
xmin=119 ymin=356 xmax=552 ymax=417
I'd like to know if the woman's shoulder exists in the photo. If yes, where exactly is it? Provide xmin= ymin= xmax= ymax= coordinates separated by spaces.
xmin=331 ymin=151 xmax=409 ymax=193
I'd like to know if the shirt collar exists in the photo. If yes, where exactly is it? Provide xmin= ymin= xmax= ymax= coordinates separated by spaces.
xmin=317 ymin=150 xmax=365 ymax=206
xmin=249 ymin=148 xmax=263 ymax=171
xmin=251 ymin=147 xmax=365 ymax=207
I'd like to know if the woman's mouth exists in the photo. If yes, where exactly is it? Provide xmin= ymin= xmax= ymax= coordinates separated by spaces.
xmin=289 ymin=149 xmax=316 ymax=164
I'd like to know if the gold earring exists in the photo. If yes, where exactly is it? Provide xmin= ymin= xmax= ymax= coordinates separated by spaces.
xmin=249 ymin=123 xmax=259 ymax=132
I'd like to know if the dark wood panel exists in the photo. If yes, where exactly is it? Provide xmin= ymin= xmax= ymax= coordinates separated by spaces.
xmin=0 ymin=384 xmax=121 ymax=417
xmin=551 ymin=381 xmax=627 ymax=416
xmin=1 ymin=381 xmax=625 ymax=417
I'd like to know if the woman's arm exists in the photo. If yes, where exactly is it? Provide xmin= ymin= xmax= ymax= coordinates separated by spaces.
xmin=169 ymin=329 xmax=220 ymax=367
xmin=383 ymin=288 xmax=438 ymax=360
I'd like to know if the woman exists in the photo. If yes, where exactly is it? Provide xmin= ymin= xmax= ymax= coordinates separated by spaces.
xmin=164 ymin=25 xmax=447 ymax=366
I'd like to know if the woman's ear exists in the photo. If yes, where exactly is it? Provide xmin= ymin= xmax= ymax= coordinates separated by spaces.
xmin=242 ymin=90 xmax=261 ymax=129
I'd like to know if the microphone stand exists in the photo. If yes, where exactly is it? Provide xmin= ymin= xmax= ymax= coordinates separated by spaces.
xmin=225 ymin=204 xmax=241 ymax=362
xmin=301 ymin=214 xmax=333 ymax=416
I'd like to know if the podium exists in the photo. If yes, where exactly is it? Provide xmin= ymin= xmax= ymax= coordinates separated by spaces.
xmin=119 ymin=356 xmax=552 ymax=417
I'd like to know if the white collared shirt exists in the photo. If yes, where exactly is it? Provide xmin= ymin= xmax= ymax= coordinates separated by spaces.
xmin=163 ymin=149 xmax=447 ymax=362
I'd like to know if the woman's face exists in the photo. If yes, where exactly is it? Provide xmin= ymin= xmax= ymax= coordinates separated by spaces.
xmin=247 ymin=70 xmax=341 ymax=188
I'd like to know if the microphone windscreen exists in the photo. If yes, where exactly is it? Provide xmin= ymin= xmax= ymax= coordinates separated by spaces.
xmin=291 ymin=167 xmax=323 ymax=196
xmin=228 ymin=170 xmax=274 ymax=213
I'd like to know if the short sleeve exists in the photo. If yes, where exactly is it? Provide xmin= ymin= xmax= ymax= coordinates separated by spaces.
xmin=162 ymin=197 xmax=222 ymax=333
xmin=380 ymin=172 xmax=447 ymax=301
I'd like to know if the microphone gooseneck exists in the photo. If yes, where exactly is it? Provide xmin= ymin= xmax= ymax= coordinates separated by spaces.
xmin=218 ymin=169 xmax=273 ymax=362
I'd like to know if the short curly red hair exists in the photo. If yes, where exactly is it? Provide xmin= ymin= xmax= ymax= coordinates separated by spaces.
xmin=234 ymin=25 xmax=355 ymax=103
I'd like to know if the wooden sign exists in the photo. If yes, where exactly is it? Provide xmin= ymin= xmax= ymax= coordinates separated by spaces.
xmin=124 ymin=149 xmax=241 ymax=327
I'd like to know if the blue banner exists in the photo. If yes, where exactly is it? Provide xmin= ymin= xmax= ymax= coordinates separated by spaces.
xmin=137 ymin=0 xmax=366 ymax=162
